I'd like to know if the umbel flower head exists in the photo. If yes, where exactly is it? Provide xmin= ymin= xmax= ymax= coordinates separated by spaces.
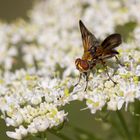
xmin=0 ymin=0 xmax=140 ymax=139
xmin=73 ymin=44 xmax=140 ymax=113
xmin=0 ymin=70 xmax=72 ymax=139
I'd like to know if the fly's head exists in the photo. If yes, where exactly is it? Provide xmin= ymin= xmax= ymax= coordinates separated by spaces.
xmin=75 ymin=58 xmax=90 ymax=72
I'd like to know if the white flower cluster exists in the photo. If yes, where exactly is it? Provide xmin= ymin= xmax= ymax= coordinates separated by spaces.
xmin=30 ymin=0 xmax=140 ymax=38
xmin=80 ymin=44 xmax=140 ymax=113
xmin=0 ymin=0 xmax=140 ymax=139
xmin=0 ymin=0 xmax=140 ymax=77
xmin=0 ymin=70 xmax=72 ymax=139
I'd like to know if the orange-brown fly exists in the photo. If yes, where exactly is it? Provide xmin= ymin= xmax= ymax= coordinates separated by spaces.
xmin=75 ymin=20 xmax=123 ymax=91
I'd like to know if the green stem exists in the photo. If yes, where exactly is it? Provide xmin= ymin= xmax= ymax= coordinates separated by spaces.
xmin=43 ymin=136 xmax=48 ymax=140
xmin=40 ymin=132 xmax=48 ymax=140
xmin=67 ymin=123 xmax=102 ymax=140
xmin=116 ymin=111 xmax=131 ymax=140
xmin=48 ymin=130 xmax=72 ymax=140
xmin=133 ymin=100 xmax=140 ymax=140
xmin=133 ymin=116 xmax=140 ymax=140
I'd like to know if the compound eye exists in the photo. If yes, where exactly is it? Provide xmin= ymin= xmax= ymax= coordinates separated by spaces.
xmin=80 ymin=60 xmax=89 ymax=70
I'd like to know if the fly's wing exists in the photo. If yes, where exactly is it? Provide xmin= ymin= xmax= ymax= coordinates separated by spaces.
xmin=101 ymin=33 xmax=122 ymax=50
xmin=98 ymin=49 xmax=119 ymax=60
xmin=79 ymin=20 xmax=98 ymax=52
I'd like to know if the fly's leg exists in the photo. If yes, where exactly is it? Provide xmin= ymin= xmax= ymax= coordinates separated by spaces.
xmin=115 ymin=55 xmax=125 ymax=66
xmin=101 ymin=60 xmax=117 ymax=86
xmin=74 ymin=73 xmax=82 ymax=87
xmin=84 ymin=72 xmax=89 ymax=92
xmin=75 ymin=72 xmax=89 ymax=91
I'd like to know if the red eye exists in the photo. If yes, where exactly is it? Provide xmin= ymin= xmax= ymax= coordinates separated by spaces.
xmin=80 ymin=60 xmax=89 ymax=70
xmin=75 ymin=58 xmax=89 ymax=72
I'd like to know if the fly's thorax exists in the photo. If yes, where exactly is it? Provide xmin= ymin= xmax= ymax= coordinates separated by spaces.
xmin=96 ymin=46 xmax=104 ymax=55
xmin=82 ymin=51 xmax=93 ymax=61
xmin=75 ymin=58 xmax=90 ymax=72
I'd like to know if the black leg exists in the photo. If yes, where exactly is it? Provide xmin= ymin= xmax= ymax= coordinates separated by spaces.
xmin=84 ymin=72 xmax=89 ymax=92
xmin=115 ymin=56 xmax=124 ymax=66
xmin=74 ymin=73 xmax=82 ymax=87
xmin=101 ymin=60 xmax=117 ymax=86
